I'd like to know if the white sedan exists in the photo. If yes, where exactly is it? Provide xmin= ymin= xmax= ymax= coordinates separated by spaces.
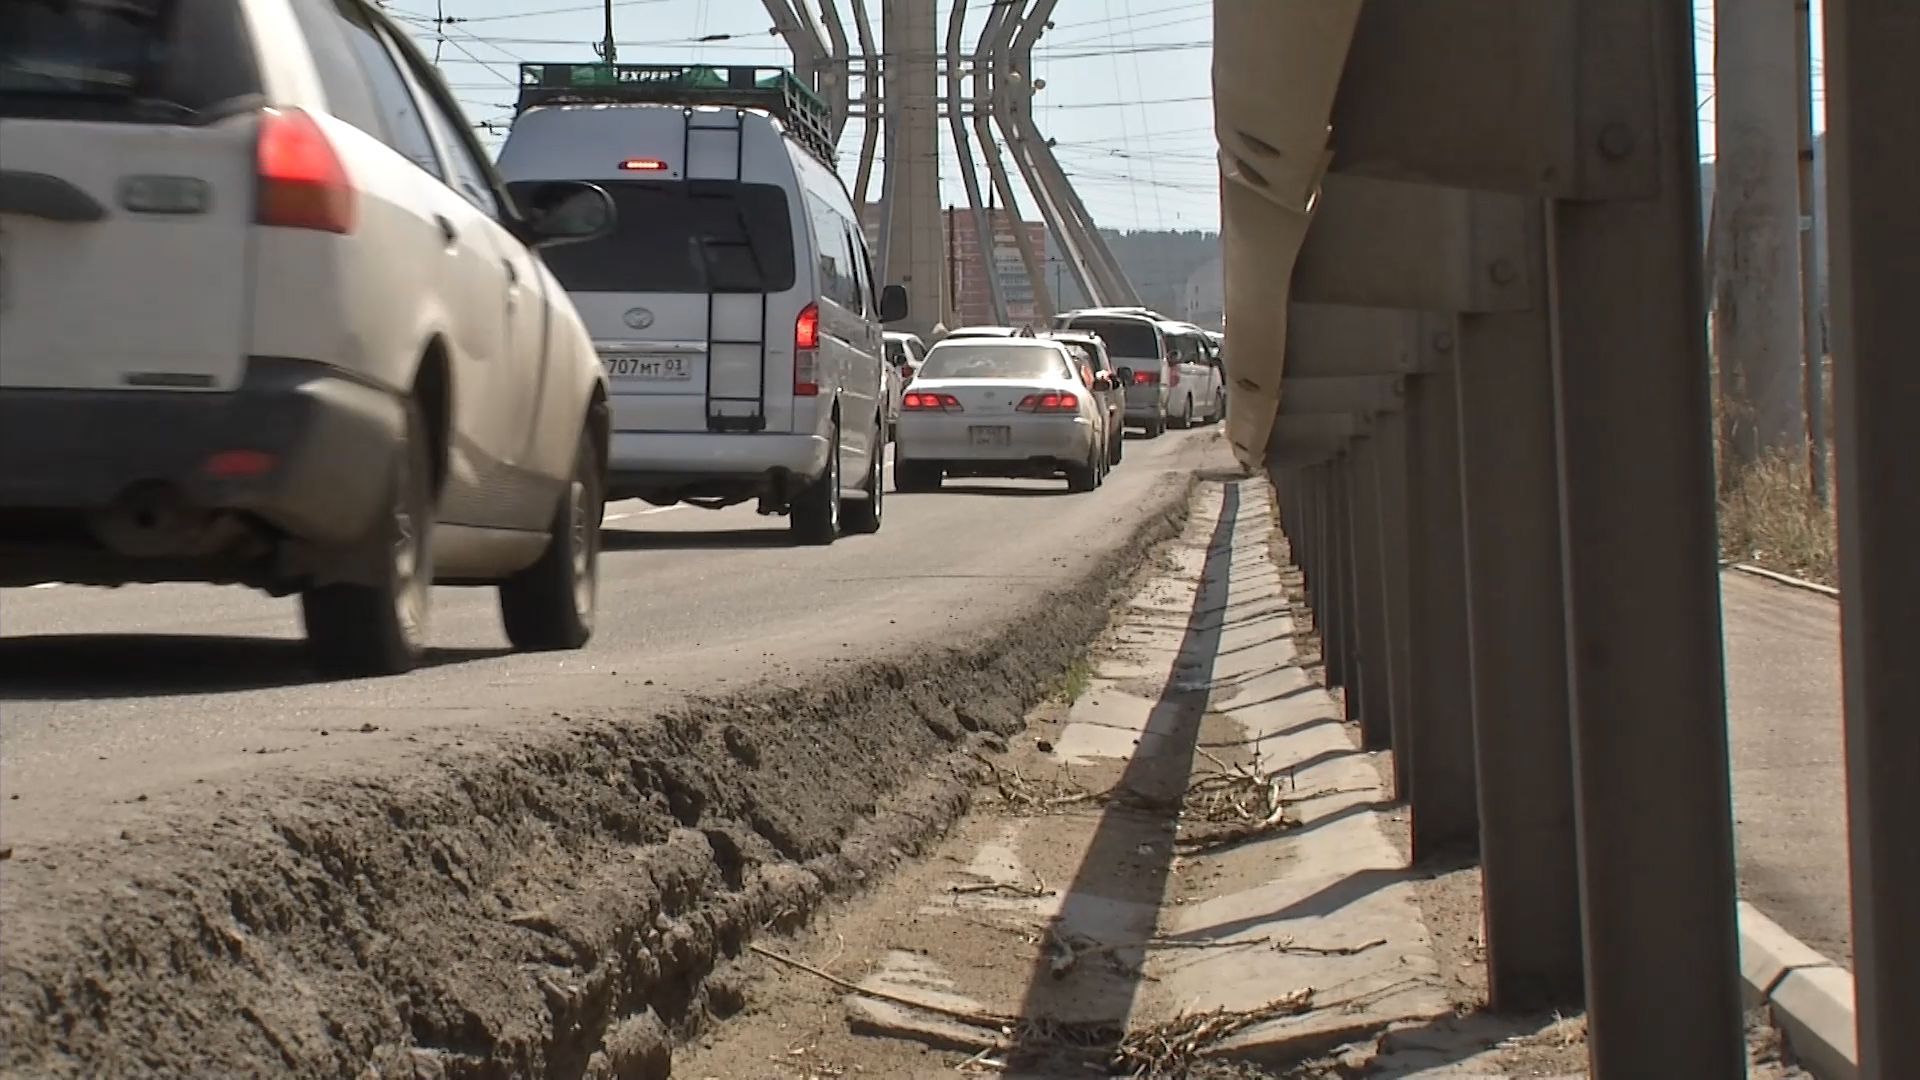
xmin=893 ymin=339 xmax=1106 ymax=493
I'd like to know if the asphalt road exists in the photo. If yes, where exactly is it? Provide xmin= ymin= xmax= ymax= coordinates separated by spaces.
xmin=0 ymin=429 xmax=1223 ymax=856
xmin=1721 ymin=570 xmax=1851 ymax=967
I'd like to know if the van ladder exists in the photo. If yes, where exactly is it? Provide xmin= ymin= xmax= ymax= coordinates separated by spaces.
xmin=684 ymin=107 xmax=769 ymax=434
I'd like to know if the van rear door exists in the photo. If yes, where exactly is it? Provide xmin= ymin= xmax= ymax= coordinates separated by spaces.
xmin=0 ymin=0 xmax=261 ymax=393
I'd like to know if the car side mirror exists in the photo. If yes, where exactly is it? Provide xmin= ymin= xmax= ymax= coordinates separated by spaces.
xmin=877 ymin=284 xmax=910 ymax=324
xmin=1093 ymin=375 xmax=1114 ymax=391
xmin=515 ymin=181 xmax=616 ymax=249
xmin=1115 ymin=366 xmax=1134 ymax=385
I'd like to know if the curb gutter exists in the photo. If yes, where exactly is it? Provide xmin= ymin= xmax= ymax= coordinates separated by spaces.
xmin=1725 ymin=562 xmax=1841 ymax=599
xmin=1739 ymin=900 xmax=1857 ymax=1080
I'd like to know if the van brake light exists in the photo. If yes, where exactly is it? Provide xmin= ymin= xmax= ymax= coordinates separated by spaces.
xmin=256 ymin=108 xmax=355 ymax=234
xmin=794 ymin=304 xmax=821 ymax=396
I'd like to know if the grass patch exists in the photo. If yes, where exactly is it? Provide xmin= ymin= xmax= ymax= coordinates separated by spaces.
xmin=1056 ymin=657 xmax=1094 ymax=704
xmin=1718 ymin=449 xmax=1837 ymax=587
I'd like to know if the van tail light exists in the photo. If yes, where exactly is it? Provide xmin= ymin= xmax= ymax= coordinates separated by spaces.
xmin=1132 ymin=369 xmax=1160 ymax=386
xmin=1166 ymin=363 xmax=1181 ymax=387
xmin=1016 ymin=392 xmax=1080 ymax=414
xmin=256 ymin=108 xmax=355 ymax=234
xmin=794 ymin=304 xmax=821 ymax=396
xmin=902 ymin=391 xmax=962 ymax=412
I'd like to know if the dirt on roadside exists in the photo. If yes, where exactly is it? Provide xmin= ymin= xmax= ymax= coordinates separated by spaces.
xmin=0 ymin=480 xmax=1196 ymax=1079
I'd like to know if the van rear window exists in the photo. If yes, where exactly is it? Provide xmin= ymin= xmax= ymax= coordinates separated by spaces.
xmin=1064 ymin=318 xmax=1161 ymax=360
xmin=517 ymin=180 xmax=797 ymax=295
xmin=0 ymin=0 xmax=261 ymax=121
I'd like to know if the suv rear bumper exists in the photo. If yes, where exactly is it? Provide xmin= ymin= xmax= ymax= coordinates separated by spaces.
xmin=607 ymin=430 xmax=829 ymax=493
xmin=0 ymin=357 xmax=404 ymax=585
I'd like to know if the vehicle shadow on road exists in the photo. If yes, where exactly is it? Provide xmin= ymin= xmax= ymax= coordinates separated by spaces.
xmin=1002 ymin=480 xmax=1241 ymax=1069
xmin=0 ymin=635 xmax=507 ymax=700
xmin=930 ymin=484 xmax=1071 ymax=498
xmin=599 ymin=528 xmax=799 ymax=552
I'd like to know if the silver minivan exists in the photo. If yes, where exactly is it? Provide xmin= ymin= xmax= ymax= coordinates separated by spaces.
xmin=498 ymin=64 xmax=908 ymax=544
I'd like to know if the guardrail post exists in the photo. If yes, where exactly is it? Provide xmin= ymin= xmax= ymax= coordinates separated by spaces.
xmin=1332 ymin=449 xmax=1364 ymax=724
xmin=1349 ymin=435 xmax=1394 ymax=751
xmin=1373 ymin=410 xmax=1414 ymax=793
xmin=1823 ymin=3 xmax=1920 ymax=1074
xmin=1547 ymin=4 xmax=1744 ymax=1070
xmin=1454 ymin=201 xmax=1585 ymax=1011
xmin=1403 ymin=353 xmax=1479 ymax=861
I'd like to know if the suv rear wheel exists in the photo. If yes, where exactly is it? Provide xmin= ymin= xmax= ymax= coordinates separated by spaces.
xmin=500 ymin=425 xmax=603 ymax=650
xmin=302 ymin=401 xmax=434 ymax=677
xmin=791 ymin=424 xmax=842 ymax=545
xmin=843 ymin=415 xmax=885 ymax=535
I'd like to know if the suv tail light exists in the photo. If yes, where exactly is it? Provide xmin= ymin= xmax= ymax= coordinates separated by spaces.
xmin=903 ymin=391 xmax=962 ymax=412
xmin=1132 ymin=369 xmax=1160 ymax=386
xmin=256 ymin=108 xmax=355 ymax=234
xmin=1016 ymin=392 xmax=1080 ymax=414
xmin=794 ymin=304 xmax=821 ymax=397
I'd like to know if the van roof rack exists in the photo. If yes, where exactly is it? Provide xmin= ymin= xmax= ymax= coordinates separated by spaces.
xmin=515 ymin=62 xmax=836 ymax=166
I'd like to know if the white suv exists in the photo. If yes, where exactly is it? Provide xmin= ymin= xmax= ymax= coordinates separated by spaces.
xmin=0 ymin=0 xmax=620 ymax=676
xmin=497 ymin=64 xmax=910 ymax=545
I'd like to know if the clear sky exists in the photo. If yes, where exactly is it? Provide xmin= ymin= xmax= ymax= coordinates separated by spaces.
xmin=379 ymin=0 xmax=1825 ymax=235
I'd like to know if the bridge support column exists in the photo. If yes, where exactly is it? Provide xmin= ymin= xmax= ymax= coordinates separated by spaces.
xmin=1824 ymin=3 xmax=1920 ymax=1073
xmin=1454 ymin=203 xmax=1584 ymax=1012
xmin=1330 ymin=450 xmax=1362 ymax=718
xmin=1402 ymin=355 xmax=1478 ymax=862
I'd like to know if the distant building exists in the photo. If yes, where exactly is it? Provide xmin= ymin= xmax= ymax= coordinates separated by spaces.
xmin=945 ymin=208 xmax=1049 ymax=328
xmin=1182 ymin=256 xmax=1224 ymax=330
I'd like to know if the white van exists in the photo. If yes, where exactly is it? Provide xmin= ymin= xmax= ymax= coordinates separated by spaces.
xmin=497 ymin=64 xmax=908 ymax=544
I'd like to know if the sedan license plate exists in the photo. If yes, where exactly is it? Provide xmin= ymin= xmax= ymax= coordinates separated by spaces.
xmin=969 ymin=425 xmax=1012 ymax=448
xmin=603 ymin=355 xmax=691 ymax=382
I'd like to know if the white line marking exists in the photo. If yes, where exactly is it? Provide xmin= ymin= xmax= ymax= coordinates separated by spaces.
xmin=604 ymin=505 xmax=687 ymax=523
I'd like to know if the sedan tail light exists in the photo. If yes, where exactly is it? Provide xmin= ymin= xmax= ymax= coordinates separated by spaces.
xmin=903 ymin=391 xmax=963 ymax=412
xmin=1016 ymin=392 xmax=1080 ymax=414
xmin=256 ymin=108 xmax=356 ymax=234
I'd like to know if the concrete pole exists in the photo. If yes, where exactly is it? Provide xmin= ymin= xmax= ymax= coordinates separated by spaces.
xmin=1402 ymin=362 xmax=1478 ymax=863
xmin=1713 ymin=0 xmax=1809 ymax=468
xmin=1454 ymin=201 xmax=1584 ymax=1013
xmin=1822 ymin=3 xmax=1920 ymax=1074
xmin=881 ymin=0 xmax=948 ymax=336
xmin=1549 ymin=3 xmax=1744 ymax=1070
xmin=1794 ymin=0 xmax=1829 ymax=505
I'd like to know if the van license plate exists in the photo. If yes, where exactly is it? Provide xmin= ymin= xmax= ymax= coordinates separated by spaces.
xmin=969 ymin=426 xmax=1011 ymax=448
xmin=603 ymin=355 xmax=691 ymax=381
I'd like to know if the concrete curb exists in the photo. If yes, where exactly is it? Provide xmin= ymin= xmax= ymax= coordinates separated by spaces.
xmin=1726 ymin=561 xmax=1841 ymax=599
xmin=1739 ymin=901 xmax=1857 ymax=1080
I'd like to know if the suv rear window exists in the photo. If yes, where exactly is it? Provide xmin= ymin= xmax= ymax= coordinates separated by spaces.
xmin=1064 ymin=318 xmax=1160 ymax=360
xmin=0 ymin=0 xmax=261 ymax=121
xmin=516 ymin=179 xmax=797 ymax=295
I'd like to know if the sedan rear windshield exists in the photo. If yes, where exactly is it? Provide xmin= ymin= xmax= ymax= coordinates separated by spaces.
xmin=1062 ymin=318 xmax=1161 ymax=360
xmin=516 ymin=179 xmax=796 ymax=295
xmin=0 ymin=0 xmax=261 ymax=121
xmin=918 ymin=344 xmax=1070 ymax=381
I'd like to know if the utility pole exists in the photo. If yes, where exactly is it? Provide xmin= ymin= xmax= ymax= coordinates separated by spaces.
xmin=1796 ymin=0 xmax=1829 ymax=504
xmin=1714 ymin=0 xmax=1808 ymax=472
xmin=598 ymin=0 xmax=617 ymax=62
